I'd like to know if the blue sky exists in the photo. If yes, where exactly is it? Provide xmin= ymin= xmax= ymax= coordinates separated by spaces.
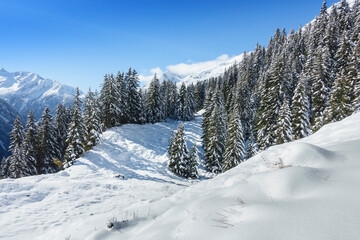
xmin=0 ymin=0 xmax=339 ymax=91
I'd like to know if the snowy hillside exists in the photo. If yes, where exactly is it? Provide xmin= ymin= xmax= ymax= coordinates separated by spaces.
xmin=0 ymin=98 xmax=18 ymax=160
xmin=1 ymin=112 xmax=360 ymax=239
xmin=0 ymin=67 xmax=80 ymax=119
xmin=0 ymin=113 xmax=204 ymax=240
xmin=84 ymin=112 xmax=360 ymax=240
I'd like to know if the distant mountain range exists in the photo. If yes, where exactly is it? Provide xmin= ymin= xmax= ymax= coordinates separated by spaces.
xmin=0 ymin=67 xmax=80 ymax=160
xmin=0 ymin=98 xmax=19 ymax=160
xmin=0 ymin=67 xmax=79 ymax=119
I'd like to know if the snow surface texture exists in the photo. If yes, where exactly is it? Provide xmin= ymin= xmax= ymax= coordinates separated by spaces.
xmin=83 ymin=112 xmax=360 ymax=240
xmin=0 ymin=67 xmax=80 ymax=119
xmin=0 ymin=113 xmax=205 ymax=240
xmin=1 ymin=112 xmax=360 ymax=239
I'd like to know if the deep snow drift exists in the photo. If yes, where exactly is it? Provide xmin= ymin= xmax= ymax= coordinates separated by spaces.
xmin=1 ymin=112 xmax=360 ymax=240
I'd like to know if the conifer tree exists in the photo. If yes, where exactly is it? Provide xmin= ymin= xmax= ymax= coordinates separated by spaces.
xmin=23 ymin=111 xmax=38 ymax=175
xmin=0 ymin=157 xmax=9 ymax=178
xmin=274 ymin=99 xmax=294 ymax=144
xmin=188 ymin=144 xmax=199 ymax=179
xmin=100 ymin=74 xmax=121 ymax=128
xmin=53 ymin=104 xmax=68 ymax=161
xmin=146 ymin=75 xmax=164 ymax=123
xmin=292 ymin=76 xmax=311 ymax=139
xmin=138 ymin=88 xmax=147 ymax=124
xmin=168 ymin=124 xmax=189 ymax=178
xmin=7 ymin=116 xmax=28 ymax=178
xmin=222 ymin=109 xmax=246 ymax=172
xmin=126 ymin=69 xmax=142 ymax=123
xmin=64 ymin=88 xmax=87 ymax=167
xmin=37 ymin=107 xmax=59 ymax=174
xmin=84 ymin=89 xmax=102 ymax=151
xmin=204 ymin=89 xmax=227 ymax=173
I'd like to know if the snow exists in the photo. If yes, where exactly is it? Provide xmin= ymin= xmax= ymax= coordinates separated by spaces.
xmin=1 ymin=112 xmax=360 ymax=239
xmin=0 ymin=113 xmax=204 ymax=240
xmin=0 ymin=67 xmax=81 ymax=119
xmin=141 ymin=53 xmax=245 ymax=88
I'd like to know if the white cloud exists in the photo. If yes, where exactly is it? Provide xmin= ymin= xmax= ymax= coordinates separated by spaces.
xmin=165 ymin=54 xmax=230 ymax=76
xmin=150 ymin=67 xmax=163 ymax=76
xmin=138 ymin=54 xmax=234 ymax=86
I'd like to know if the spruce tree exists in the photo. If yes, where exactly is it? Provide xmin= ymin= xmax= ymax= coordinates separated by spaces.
xmin=7 ymin=116 xmax=28 ymax=178
xmin=127 ymin=69 xmax=142 ymax=123
xmin=37 ymin=107 xmax=59 ymax=174
xmin=292 ymin=76 xmax=311 ymax=139
xmin=274 ymin=99 xmax=294 ymax=144
xmin=204 ymin=89 xmax=227 ymax=174
xmin=53 ymin=104 xmax=68 ymax=161
xmin=100 ymin=74 xmax=121 ymax=128
xmin=146 ymin=75 xmax=164 ymax=123
xmin=168 ymin=124 xmax=189 ymax=178
xmin=64 ymin=88 xmax=87 ymax=167
xmin=0 ymin=157 xmax=9 ymax=178
xmin=222 ymin=109 xmax=246 ymax=172
xmin=84 ymin=89 xmax=102 ymax=151
xmin=188 ymin=144 xmax=199 ymax=179
xmin=23 ymin=111 xmax=38 ymax=175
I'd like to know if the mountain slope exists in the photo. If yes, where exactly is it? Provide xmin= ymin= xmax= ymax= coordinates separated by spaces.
xmin=0 ymin=67 xmax=79 ymax=119
xmin=0 ymin=113 xmax=204 ymax=240
xmin=0 ymin=98 xmax=18 ymax=160
xmin=88 ymin=112 xmax=360 ymax=240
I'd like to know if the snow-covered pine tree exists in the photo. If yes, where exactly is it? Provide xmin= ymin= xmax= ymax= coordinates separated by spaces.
xmin=64 ymin=88 xmax=87 ymax=167
xmin=256 ymin=55 xmax=284 ymax=150
xmin=177 ymin=83 xmax=187 ymax=121
xmin=184 ymin=84 xmax=196 ymax=121
xmin=311 ymin=45 xmax=331 ymax=132
xmin=324 ymin=32 xmax=353 ymax=123
xmin=37 ymin=107 xmax=59 ymax=174
xmin=246 ymin=128 xmax=259 ymax=159
xmin=146 ymin=75 xmax=164 ymax=123
xmin=23 ymin=111 xmax=38 ymax=175
xmin=84 ymin=89 xmax=102 ymax=151
xmin=138 ymin=88 xmax=147 ymax=124
xmin=274 ymin=99 xmax=294 ymax=144
xmin=126 ymin=69 xmax=142 ymax=123
xmin=204 ymin=88 xmax=227 ymax=174
xmin=168 ymin=124 xmax=189 ymax=178
xmin=53 ymin=104 xmax=68 ymax=161
xmin=0 ymin=157 xmax=9 ymax=178
xmin=292 ymin=75 xmax=312 ymax=139
xmin=100 ymin=74 xmax=121 ymax=128
xmin=117 ymin=71 xmax=129 ymax=124
xmin=188 ymin=144 xmax=199 ymax=179
xmin=222 ymin=109 xmax=246 ymax=172
xmin=7 ymin=116 xmax=28 ymax=178
xmin=167 ymin=130 xmax=176 ymax=156
xmin=350 ymin=0 xmax=360 ymax=111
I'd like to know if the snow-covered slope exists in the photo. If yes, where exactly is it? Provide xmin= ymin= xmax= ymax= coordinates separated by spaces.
xmin=0 ymin=114 xmax=204 ymax=240
xmin=0 ymin=67 xmax=79 ymax=119
xmin=1 ymin=112 xmax=360 ymax=240
xmin=85 ymin=112 xmax=360 ymax=240
xmin=0 ymin=98 xmax=18 ymax=160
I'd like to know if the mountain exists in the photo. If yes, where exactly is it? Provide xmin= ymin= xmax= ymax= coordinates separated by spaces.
xmin=141 ymin=54 xmax=245 ymax=87
xmin=0 ymin=112 xmax=359 ymax=239
xmin=0 ymin=98 xmax=18 ymax=161
xmin=0 ymin=67 xmax=79 ymax=119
